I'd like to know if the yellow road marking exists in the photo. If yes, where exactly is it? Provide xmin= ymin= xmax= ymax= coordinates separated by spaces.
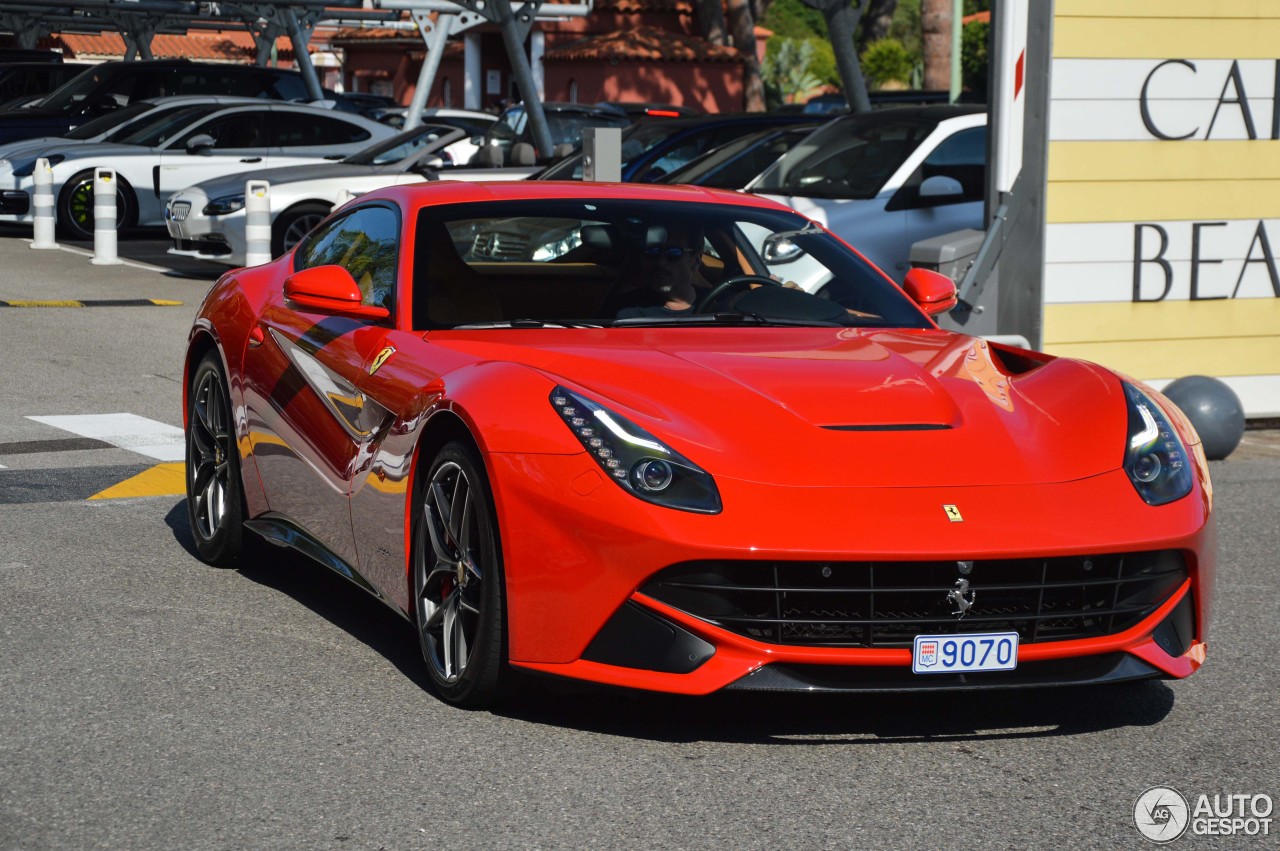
xmin=89 ymin=462 xmax=186 ymax=500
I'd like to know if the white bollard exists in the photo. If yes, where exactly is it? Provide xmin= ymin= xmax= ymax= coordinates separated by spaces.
xmin=90 ymin=167 xmax=121 ymax=265
xmin=30 ymin=157 xmax=58 ymax=250
xmin=243 ymin=179 xmax=271 ymax=267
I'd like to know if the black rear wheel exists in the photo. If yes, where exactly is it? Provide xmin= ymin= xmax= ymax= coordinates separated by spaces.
xmin=185 ymin=351 xmax=245 ymax=566
xmin=56 ymin=169 xmax=136 ymax=241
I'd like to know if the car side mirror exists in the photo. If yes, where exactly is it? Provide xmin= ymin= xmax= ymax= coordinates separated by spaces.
xmin=902 ymin=267 xmax=958 ymax=315
xmin=284 ymin=265 xmax=389 ymax=320
xmin=762 ymin=233 xmax=805 ymax=265
xmin=414 ymin=154 xmax=445 ymax=173
xmin=185 ymin=133 xmax=215 ymax=155
xmin=919 ymin=175 xmax=964 ymax=201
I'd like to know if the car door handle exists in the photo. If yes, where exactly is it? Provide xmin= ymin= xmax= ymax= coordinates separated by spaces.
xmin=240 ymin=157 xmax=262 ymax=163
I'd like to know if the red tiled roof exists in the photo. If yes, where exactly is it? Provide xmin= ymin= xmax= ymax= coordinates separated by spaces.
xmin=330 ymin=26 xmax=419 ymax=45
xmin=597 ymin=0 xmax=695 ymax=12
xmin=46 ymin=30 xmax=297 ymax=62
xmin=544 ymin=25 xmax=742 ymax=63
xmin=962 ymin=10 xmax=990 ymax=25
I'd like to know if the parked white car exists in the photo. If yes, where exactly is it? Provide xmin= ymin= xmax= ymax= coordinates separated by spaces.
xmin=166 ymin=122 xmax=536 ymax=267
xmin=0 ymin=101 xmax=396 ymax=239
xmin=749 ymin=106 xmax=987 ymax=289
xmin=368 ymin=107 xmax=497 ymax=164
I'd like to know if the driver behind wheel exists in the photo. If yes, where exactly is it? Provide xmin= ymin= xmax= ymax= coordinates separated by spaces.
xmin=605 ymin=220 xmax=711 ymax=319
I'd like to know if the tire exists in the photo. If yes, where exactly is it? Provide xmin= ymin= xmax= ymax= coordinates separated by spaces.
xmin=271 ymin=202 xmax=330 ymax=257
xmin=56 ymin=169 xmax=136 ymax=241
xmin=185 ymin=351 xmax=246 ymax=566
xmin=413 ymin=440 xmax=508 ymax=707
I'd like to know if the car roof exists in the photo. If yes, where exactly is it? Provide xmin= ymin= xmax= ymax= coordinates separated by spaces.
xmin=827 ymin=104 xmax=987 ymax=127
xmin=367 ymin=179 xmax=801 ymax=213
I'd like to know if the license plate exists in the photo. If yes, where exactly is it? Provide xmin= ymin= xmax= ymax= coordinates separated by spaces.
xmin=912 ymin=632 xmax=1019 ymax=674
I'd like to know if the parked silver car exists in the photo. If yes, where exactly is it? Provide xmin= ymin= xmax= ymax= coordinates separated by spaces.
xmin=750 ymin=105 xmax=987 ymax=287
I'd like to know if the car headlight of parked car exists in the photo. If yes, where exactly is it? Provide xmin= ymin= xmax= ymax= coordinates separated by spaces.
xmin=1123 ymin=382 xmax=1194 ymax=506
xmin=13 ymin=154 xmax=61 ymax=177
xmin=530 ymin=229 xmax=582 ymax=262
xmin=202 ymin=194 xmax=245 ymax=216
xmin=551 ymin=385 xmax=721 ymax=514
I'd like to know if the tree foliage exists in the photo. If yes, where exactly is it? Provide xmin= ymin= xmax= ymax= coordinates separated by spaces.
xmin=860 ymin=37 xmax=914 ymax=88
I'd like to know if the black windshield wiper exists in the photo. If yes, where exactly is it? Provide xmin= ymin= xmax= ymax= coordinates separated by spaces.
xmin=611 ymin=312 xmax=842 ymax=328
xmin=451 ymin=318 xmax=602 ymax=329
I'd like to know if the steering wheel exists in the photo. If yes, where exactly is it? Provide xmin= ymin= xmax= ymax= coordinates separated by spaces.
xmin=695 ymin=274 xmax=784 ymax=312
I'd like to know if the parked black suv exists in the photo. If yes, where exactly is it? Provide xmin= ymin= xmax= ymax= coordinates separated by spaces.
xmin=0 ymin=60 xmax=317 ymax=144
xmin=0 ymin=62 xmax=88 ymax=108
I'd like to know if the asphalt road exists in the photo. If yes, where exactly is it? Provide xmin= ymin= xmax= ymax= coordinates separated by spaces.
xmin=0 ymin=232 xmax=1277 ymax=850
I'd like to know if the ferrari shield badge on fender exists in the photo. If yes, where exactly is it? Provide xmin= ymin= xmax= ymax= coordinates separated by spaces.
xmin=369 ymin=346 xmax=396 ymax=376
xmin=943 ymin=504 xmax=963 ymax=522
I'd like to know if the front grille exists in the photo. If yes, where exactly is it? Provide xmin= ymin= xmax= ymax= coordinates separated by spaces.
xmin=470 ymin=229 xmax=528 ymax=260
xmin=168 ymin=201 xmax=191 ymax=222
xmin=173 ymin=237 xmax=230 ymax=256
xmin=642 ymin=551 xmax=1187 ymax=648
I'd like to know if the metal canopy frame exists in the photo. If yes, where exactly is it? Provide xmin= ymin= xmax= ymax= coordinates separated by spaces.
xmin=0 ymin=0 xmax=593 ymax=148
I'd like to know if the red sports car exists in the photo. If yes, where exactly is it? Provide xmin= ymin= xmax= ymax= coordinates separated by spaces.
xmin=184 ymin=181 xmax=1213 ymax=707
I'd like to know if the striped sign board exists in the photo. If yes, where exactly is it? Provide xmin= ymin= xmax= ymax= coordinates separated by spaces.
xmin=1045 ymin=0 xmax=1280 ymax=416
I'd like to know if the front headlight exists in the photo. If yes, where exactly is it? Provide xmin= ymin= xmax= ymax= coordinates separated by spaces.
xmin=550 ymin=385 xmax=721 ymax=514
xmin=13 ymin=154 xmax=60 ymax=177
xmin=202 ymin=194 xmax=245 ymax=216
xmin=1123 ymin=382 xmax=1194 ymax=505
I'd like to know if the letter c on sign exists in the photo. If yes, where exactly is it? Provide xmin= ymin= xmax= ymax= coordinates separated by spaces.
xmin=1141 ymin=59 xmax=1199 ymax=140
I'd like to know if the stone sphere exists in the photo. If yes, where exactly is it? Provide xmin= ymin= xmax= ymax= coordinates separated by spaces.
xmin=1162 ymin=376 xmax=1245 ymax=460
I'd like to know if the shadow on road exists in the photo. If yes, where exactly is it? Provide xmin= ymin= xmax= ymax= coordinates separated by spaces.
xmin=162 ymin=502 xmax=1178 ymax=743
xmin=500 ymin=677 xmax=1176 ymax=745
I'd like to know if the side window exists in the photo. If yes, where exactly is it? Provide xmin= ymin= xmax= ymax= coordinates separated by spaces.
xmin=176 ymin=113 xmax=265 ymax=149
xmin=271 ymin=113 xmax=372 ymax=147
xmin=296 ymin=206 xmax=400 ymax=311
xmin=911 ymin=126 xmax=986 ymax=205
xmin=269 ymin=75 xmax=309 ymax=100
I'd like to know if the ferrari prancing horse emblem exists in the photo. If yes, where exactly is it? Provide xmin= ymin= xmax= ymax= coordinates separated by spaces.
xmin=943 ymin=504 xmax=963 ymax=522
xmin=369 ymin=345 xmax=396 ymax=375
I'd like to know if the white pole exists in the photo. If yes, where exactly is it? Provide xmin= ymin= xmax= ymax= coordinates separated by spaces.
xmin=30 ymin=157 xmax=57 ymax=250
xmin=90 ymin=168 xmax=121 ymax=265
xmin=243 ymin=180 xmax=272 ymax=267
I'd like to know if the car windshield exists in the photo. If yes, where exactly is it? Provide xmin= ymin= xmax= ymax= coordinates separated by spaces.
xmin=482 ymin=107 xmax=629 ymax=152
xmin=412 ymin=199 xmax=930 ymax=331
xmin=344 ymin=124 xmax=459 ymax=166
xmin=64 ymin=100 xmax=156 ymax=140
xmin=537 ymin=121 xmax=683 ymax=180
xmin=663 ymin=126 xmax=820 ymax=188
xmin=751 ymin=116 xmax=937 ymax=199
xmin=34 ymin=65 xmax=100 ymax=111
xmin=114 ymin=105 xmax=223 ymax=147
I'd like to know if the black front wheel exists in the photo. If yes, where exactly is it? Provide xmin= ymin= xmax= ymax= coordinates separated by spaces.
xmin=413 ymin=441 xmax=508 ymax=707
xmin=271 ymin=203 xmax=330 ymax=257
xmin=185 ymin=351 xmax=246 ymax=566
xmin=56 ymin=169 xmax=136 ymax=241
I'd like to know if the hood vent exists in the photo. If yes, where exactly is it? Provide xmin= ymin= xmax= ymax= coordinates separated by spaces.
xmin=823 ymin=423 xmax=952 ymax=432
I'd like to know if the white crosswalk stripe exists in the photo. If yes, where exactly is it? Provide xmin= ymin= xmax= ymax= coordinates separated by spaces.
xmin=26 ymin=413 xmax=184 ymax=462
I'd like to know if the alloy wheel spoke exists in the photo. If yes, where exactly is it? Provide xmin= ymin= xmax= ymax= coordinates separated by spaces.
xmin=431 ymin=480 xmax=455 ymax=542
xmin=441 ymin=589 xmax=458 ymax=678
xmin=422 ymin=501 xmax=454 ymax=565
xmin=448 ymin=478 xmax=470 ymax=546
